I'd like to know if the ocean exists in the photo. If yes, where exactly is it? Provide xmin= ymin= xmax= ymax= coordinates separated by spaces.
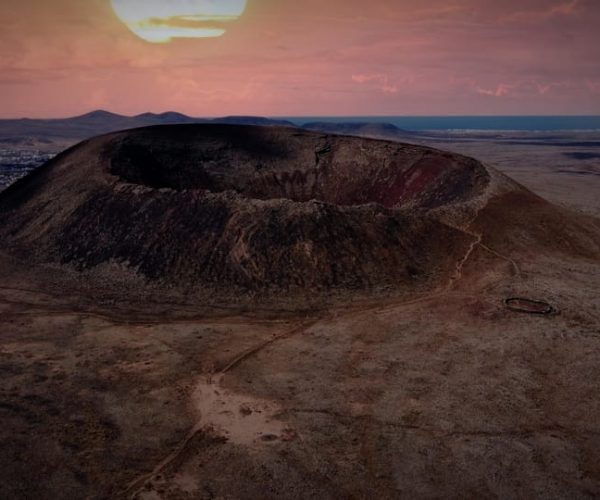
xmin=282 ymin=116 xmax=600 ymax=132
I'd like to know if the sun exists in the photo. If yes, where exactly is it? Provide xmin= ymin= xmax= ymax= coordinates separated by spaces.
xmin=110 ymin=0 xmax=248 ymax=43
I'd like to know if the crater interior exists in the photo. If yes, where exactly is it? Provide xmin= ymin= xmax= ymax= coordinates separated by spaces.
xmin=108 ymin=125 xmax=489 ymax=209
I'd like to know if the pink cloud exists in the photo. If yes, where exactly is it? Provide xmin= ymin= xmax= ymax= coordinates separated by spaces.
xmin=1 ymin=0 xmax=599 ymax=117
xmin=586 ymin=79 xmax=600 ymax=94
xmin=550 ymin=0 xmax=581 ymax=16
xmin=475 ymin=83 xmax=517 ymax=97
xmin=474 ymin=80 xmax=575 ymax=98
xmin=505 ymin=0 xmax=582 ymax=21
xmin=351 ymin=73 xmax=399 ymax=94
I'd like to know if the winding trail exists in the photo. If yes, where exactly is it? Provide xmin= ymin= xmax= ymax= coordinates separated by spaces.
xmin=123 ymin=318 xmax=319 ymax=499
xmin=479 ymin=242 xmax=521 ymax=278
xmin=449 ymin=231 xmax=483 ymax=287
xmin=219 ymin=319 xmax=320 ymax=374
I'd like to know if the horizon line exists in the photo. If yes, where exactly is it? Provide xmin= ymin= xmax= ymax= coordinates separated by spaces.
xmin=2 ymin=109 xmax=600 ymax=120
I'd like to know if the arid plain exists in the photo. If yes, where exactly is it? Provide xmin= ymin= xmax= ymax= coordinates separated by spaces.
xmin=0 ymin=124 xmax=599 ymax=499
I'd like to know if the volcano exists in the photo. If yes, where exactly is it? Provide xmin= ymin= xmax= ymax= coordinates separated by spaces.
xmin=1 ymin=125 xmax=600 ymax=499
xmin=1 ymin=124 xmax=599 ymax=302
xmin=0 ymin=124 xmax=496 ymax=298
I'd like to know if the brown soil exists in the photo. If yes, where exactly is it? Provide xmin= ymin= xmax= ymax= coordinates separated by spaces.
xmin=0 ymin=125 xmax=599 ymax=499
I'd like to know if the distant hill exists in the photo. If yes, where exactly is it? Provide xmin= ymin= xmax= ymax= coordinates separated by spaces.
xmin=214 ymin=116 xmax=296 ymax=127
xmin=301 ymin=121 xmax=414 ymax=139
xmin=0 ymin=111 xmax=295 ymax=150
xmin=0 ymin=110 xmax=420 ymax=151
xmin=0 ymin=109 xmax=420 ymax=151
xmin=134 ymin=111 xmax=199 ymax=124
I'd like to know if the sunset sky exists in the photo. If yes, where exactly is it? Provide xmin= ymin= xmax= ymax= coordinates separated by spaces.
xmin=1 ymin=0 xmax=599 ymax=118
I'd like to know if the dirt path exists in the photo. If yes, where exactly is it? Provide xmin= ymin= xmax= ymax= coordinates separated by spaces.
xmin=219 ymin=319 xmax=319 ymax=374
xmin=479 ymin=242 xmax=522 ymax=278
xmin=123 ymin=319 xmax=319 ymax=499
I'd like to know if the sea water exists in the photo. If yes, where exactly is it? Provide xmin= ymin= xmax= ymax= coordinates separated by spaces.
xmin=282 ymin=116 xmax=600 ymax=132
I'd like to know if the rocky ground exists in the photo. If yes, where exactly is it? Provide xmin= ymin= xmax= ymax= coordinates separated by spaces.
xmin=0 ymin=125 xmax=599 ymax=499
xmin=1 ymin=237 xmax=599 ymax=499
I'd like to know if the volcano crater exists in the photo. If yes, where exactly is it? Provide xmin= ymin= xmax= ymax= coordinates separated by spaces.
xmin=0 ymin=125 xmax=494 ymax=296
xmin=107 ymin=125 xmax=489 ymax=209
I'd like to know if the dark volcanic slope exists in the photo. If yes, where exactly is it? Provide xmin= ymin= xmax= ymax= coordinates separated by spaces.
xmin=2 ymin=124 xmax=598 ymax=301
xmin=0 ymin=125 xmax=493 ymax=296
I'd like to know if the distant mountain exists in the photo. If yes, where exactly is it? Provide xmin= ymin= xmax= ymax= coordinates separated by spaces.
xmin=0 ymin=111 xmax=295 ymax=150
xmin=0 ymin=110 xmax=151 ymax=149
xmin=0 ymin=111 xmax=419 ymax=151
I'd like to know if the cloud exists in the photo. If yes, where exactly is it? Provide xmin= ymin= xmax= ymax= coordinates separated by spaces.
xmin=110 ymin=0 xmax=248 ymax=43
xmin=473 ymin=79 xmax=576 ymax=98
xmin=586 ymin=79 xmax=600 ymax=93
xmin=506 ymin=0 xmax=582 ymax=21
xmin=475 ymin=83 xmax=517 ymax=97
xmin=351 ymin=73 xmax=398 ymax=94
xmin=550 ymin=0 xmax=580 ymax=16
xmin=1 ymin=0 xmax=600 ymax=116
